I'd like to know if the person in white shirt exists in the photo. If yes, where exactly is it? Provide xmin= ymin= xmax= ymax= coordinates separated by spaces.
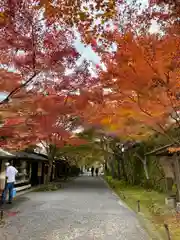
xmin=1 ymin=160 xmax=18 ymax=204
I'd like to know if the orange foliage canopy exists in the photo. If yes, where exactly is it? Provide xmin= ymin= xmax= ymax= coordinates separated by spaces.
xmin=0 ymin=91 xmax=89 ymax=150
xmin=87 ymin=29 xmax=180 ymax=141
xmin=0 ymin=0 xmax=81 ymax=100
xmin=0 ymin=1 xmax=98 ymax=150
xmin=1 ymin=0 xmax=180 ymax=150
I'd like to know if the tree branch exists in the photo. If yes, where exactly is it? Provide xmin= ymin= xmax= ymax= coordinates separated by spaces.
xmin=0 ymin=72 xmax=39 ymax=105
xmin=135 ymin=93 xmax=180 ymax=144
xmin=0 ymin=15 xmax=37 ymax=105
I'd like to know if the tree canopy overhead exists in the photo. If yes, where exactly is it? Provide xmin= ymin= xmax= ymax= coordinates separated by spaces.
xmin=0 ymin=0 xmax=179 ymax=168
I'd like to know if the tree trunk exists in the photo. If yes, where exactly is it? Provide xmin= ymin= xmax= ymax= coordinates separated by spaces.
xmin=45 ymin=160 xmax=53 ymax=184
xmin=64 ymin=165 xmax=69 ymax=180
xmin=55 ymin=164 xmax=58 ymax=180
xmin=174 ymin=154 xmax=180 ymax=202
xmin=136 ymin=154 xmax=149 ymax=180
xmin=143 ymin=157 xmax=149 ymax=180
xmin=104 ymin=158 xmax=108 ymax=172
xmin=121 ymin=155 xmax=128 ymax=182
xmin=116 ymin=156 xmax=121 ymax=180
xmin=110 ymin=157 xmax=116 ymax=178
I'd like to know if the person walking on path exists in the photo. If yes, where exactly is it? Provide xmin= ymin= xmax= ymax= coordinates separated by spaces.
xmin=91 ymin=166 xmax=94 ymax=177
xmin=1 ymin=160 xmax=18 ymax=204
xmin=95 ymin=168 xmax=99 ymax=177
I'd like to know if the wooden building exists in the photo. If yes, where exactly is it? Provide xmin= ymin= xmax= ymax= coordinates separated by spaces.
xmin=0 ymin=149 xmax=55 ymax=194
xmin=146 ymin=144 xmax=180 ymax=203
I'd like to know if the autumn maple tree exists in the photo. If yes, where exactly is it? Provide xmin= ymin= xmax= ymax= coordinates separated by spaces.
xmin=96 ymin=27 xmax=180 ymax=140
xmin=1 ymin=0 xmax=179 ymax=185
xmin=150 ymin=0 xmax=180 ymax=19
xmin=0 ymin=87 xmax=90 ymax=181
xmin=75 ymin=4 xmax=180 ymax=198
xmin=0 ymin=0 xmax=94 ymax=180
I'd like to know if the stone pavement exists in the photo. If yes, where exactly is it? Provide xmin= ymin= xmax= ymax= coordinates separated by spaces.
xmin=0 ymin=176 xmax=149 ymax=240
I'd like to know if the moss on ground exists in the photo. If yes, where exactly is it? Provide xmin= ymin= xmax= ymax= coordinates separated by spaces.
xmin=105 ymin=175 xmax=180 ymax=240
xmin=33 ymin=182 xmax=62 ymax=192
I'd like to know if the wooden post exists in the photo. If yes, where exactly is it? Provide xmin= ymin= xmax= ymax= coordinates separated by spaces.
xmin=0 ymin=209 xmax=3 ymax=220
xmin=137 ymin=200 xmax=140 ymax=212
xmin=37 ymin=162 xmax=42 ymax=185
xmin=164 ymin=223 xmax=171 ymax=240
xmin=0 ymin=160 xmax=6 ymax=192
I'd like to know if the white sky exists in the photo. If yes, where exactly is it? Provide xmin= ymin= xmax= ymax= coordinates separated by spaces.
xmin=73 ymin=0 xmax=159 ymax=68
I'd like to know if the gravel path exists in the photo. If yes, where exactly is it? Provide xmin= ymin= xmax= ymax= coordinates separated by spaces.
xmin=0 ymin=176 xmax=149 ymax=240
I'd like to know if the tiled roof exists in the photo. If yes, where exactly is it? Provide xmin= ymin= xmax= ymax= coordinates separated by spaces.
xmin=12 ymin=151 xmax=48 ymax=161
xmin=0 ymin=148 xmax=14 ymax=156
xmin=0 ymin=148 xmax=48 ymax=161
